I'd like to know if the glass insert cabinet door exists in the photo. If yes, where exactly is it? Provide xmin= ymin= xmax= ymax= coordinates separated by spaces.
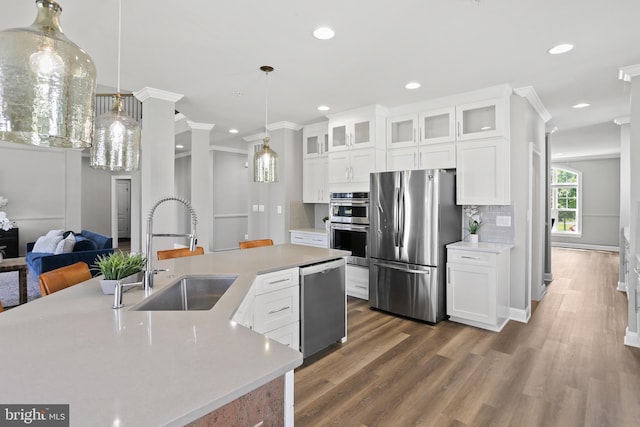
xmin=330 ymin=123 xmax=347 ymax=150
xmin=455 ymin=98 xmax=505 ymax=140
xmin=420 ymin=107 xmax=456 ymax=145
xmin=305 ymin=135 xmax=320 ymax=156
xmin=329 ymin=118 xmax=374 ymax=150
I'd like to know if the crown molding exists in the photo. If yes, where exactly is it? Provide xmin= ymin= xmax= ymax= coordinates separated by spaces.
xmin=188 ymin=121 xmax=215 ymax=131
xmin=614 ymin=116 xmax=630 ymax=125
xmin=134 ymin=87 xmax=184 ymax=103
xmin=514 ymin=86 xmax=552 ymax=122
xmin=175 ymin=113 xmax=189 ymax=135
xmin=618 ymin=64 xmax=640 ymax=82
xmin=552 ymin=152 xmax=620 ymax=162
xmin=242 ymin=121 xmax=303 ymax=142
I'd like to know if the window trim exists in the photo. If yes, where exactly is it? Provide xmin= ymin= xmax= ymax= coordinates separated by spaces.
xmin=551 ymin=166 xmax=582 ymax=237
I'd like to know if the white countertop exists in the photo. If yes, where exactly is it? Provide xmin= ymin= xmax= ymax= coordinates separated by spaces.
xmin=447 ymin=241 xmax=513 ymax=254
xmin=0 ymin=244 xmax=349 ymax=426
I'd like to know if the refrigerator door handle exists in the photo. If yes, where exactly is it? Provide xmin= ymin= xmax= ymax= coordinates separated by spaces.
xmin=399 ymin=188 xmax=406 ymax=247
xmin=393 ymin=186 xmax=400 ymax=247
xmin=373 ymin=260 xmax=431 ymax=275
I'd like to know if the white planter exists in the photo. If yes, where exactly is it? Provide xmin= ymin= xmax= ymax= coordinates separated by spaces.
xmin=99 ymin=272 xmax=143 ymax=295
xmin=469 ymin=234 xmax=479 ymax=244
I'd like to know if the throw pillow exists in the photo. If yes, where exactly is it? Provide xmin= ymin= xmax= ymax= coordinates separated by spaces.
xmin=54 ymin=232 xmax=76 ymax=255
xmin=73 ymin=236 xmax=98 ymax=252
xmin=46 ymin=229 xmax=64 ymax=237
xmin=32 ymin=235 xmax=63 ymax=253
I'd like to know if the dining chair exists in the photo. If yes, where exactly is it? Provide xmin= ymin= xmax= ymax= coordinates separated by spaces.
xmin=39 ymin=261 xmax=92 ymax=296
xmin=157 ymin=246 xmax=205 ymax=260
xmin=0 ymin=301 xmax=3 ymax=313
xmin=238 ymin=239 xmax=274 ymax=249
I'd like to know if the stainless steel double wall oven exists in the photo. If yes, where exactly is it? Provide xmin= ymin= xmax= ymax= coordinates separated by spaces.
xmin=329 ymin=192 xmax=369 ymax=267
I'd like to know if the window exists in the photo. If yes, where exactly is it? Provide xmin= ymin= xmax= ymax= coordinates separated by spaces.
xmin=551 ymin=166 xmax=581 ymax=236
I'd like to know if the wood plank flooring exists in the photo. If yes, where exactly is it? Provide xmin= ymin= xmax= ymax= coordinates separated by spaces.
xmin=294 ymin=248 xmax=640 ymax=426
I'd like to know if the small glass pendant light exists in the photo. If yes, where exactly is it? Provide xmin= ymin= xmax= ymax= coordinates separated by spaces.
xmin=90 ymin=0 xmax=141 ymax=171
xmin=254 ymin=66 xmax=279 ymax=183
xmin=0 ymin=0 xmax=97 ymax=148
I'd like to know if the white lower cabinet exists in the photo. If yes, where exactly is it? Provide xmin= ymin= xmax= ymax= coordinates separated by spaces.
xmin=232 ymin=267 xmax=300 ymax=350
xmin=446 ymin=243 xmax=511 ymax=332
xmin=290 ymin=230 xmax=328 ymax=248
xmin=346 ymin=264 xmax=369 ymax=300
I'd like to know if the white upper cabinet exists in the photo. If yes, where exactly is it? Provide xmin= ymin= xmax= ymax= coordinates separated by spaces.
xmin=420 ymin=107 xmax=456 ymax=144
xmin=456 ymin=138 xmax=510 ymax=205
xmin=303 ymin=122 xmax=329 ymax=158
xmin=303 ymin=156 xmax=329 ymax=203
xmin=387 ymin=114 xmax=418 ymax=149
xmin=328 ymin=148 xmax=384 ymax=185
xmin=455 ymin=98 xmax=506 ymax=141
xmin=327 ymin=105 xmax=387 ymax=152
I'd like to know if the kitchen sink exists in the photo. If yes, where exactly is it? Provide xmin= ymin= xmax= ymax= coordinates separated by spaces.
xmin=131 ymin=275 xmax=238 ymax=311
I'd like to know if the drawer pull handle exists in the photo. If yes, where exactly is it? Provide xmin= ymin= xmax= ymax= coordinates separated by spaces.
xmin=268 ymin=278 xmax=290 ymax=285
xmin=269 ymin=306 xmax=290 ymax=314
xmin=355 ymin=285 xmax=368 ymax=289
xmin=461 ymin=255 xmax=481 ymax=260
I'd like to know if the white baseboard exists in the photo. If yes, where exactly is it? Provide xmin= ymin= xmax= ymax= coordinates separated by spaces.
xmin=510 ymin=307 xmax=530 ymax=323
xmin=617 ymin=281 xmax=628 ymax=293
xmin=552 ymin=242 xmax=619 ymax=252
xmin=624 ymin=327 xmax=640 ymax=348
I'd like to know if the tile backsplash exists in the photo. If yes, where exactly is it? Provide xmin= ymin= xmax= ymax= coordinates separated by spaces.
xmin=462 ymin=205 xmax=515 ymax=245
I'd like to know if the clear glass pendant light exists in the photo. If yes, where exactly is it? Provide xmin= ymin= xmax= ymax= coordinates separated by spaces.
xmin=254 ymin=65 xmax=279 ymax=183
xmin=90 ymin=0 xmax=141 ymax=171
xmin=0 ymin=0 xmax=96 ymax=148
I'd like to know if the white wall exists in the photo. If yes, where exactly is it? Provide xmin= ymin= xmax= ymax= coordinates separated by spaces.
xmin=213 ymin=150 xmax=248 ymax=250
xmin=552 ymin=158 xmax=620 ymax=248
xmin=0 ymin=142 xmax=82 ymax=254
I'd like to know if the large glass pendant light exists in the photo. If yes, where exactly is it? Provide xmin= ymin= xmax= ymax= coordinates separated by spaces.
xmin=0 ymin=0 xmax=96 ymax=148
xmin=254 ymin=65 xmax=279 ymax=183
xmin=90 ymin=0 xmax=140 ymax=171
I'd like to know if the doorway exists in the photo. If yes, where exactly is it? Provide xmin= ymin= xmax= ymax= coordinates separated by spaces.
xmin=529 ymin=143 xmax=546 ymax=303
xmin=111 ymin=176 xmax=132 ymax=249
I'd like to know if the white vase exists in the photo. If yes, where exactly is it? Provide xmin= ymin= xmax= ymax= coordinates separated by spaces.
xmin=469 ymin=234 xmax=479 ymax=244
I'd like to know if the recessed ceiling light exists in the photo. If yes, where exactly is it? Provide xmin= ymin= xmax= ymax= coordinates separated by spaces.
xmin=313 ymin=27 xmax=335 ymax=40
xmin=175 ymin=144 xmax=184 ymax=149
xmin=229 ymin=128 xmax=239 ymax=134
xmin=572 ymin=102 xmax=590 ymax=109
xmin=405 ymin=82 xmax=421 ymax=90
xmin=317 ymin=105 xmax=330 ymax=111
xmin=548 ymin=43 xmax=574 ymax=55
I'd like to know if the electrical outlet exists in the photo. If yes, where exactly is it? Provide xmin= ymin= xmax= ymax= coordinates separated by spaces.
xmin=252 ymin=204 xmax=259 ymax=212
xmin=277 ymin=205 xmax=282 ymax=214
xmin=259 ymin=205 xmax=265 ymax=212
xmin=496 ymin=215 xmax=511 ymax=227
xmin=244 ymin=234 xmax=249 ymax=240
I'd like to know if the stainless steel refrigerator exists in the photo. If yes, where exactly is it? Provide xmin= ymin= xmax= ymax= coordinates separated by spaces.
xmin=369 ymin=169 xmax=461 ymax=323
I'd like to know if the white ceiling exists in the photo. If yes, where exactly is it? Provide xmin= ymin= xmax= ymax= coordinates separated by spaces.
xmin=2 ymin=0 xmax=638 ymax=158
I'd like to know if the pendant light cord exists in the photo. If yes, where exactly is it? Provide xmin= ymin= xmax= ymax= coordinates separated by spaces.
xmin=264 ymin=69 xmax=269 ymax=138
xmin=116 ymin=0 xmax=122 ymax=94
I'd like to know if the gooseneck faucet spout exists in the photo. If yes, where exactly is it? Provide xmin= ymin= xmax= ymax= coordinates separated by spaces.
xmin=144 ymin=196 xmax=198 ymax=291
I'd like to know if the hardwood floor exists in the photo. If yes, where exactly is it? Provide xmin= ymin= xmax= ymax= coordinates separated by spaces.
xmin=294 ymin=248 xmax=640 ymax=426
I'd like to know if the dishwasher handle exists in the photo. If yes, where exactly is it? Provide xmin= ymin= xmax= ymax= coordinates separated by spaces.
xmin=299 ymin=258 xmax=346 ymax=276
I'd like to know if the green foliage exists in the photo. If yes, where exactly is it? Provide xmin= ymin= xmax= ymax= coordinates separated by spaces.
xmin=92 ymin=251 xmax=147 ymax=280
xmin=467 ymin=219 xmax=482 ymax=234
xmin=0 ymin=245 xmax=5 ymax=255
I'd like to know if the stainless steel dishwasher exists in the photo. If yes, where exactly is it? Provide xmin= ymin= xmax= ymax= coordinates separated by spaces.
xmin=300 ymin=258 xmax=346 ymax=358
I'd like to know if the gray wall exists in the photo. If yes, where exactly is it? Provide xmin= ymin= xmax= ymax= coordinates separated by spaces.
xmin=212 ymin=150 xmax=248 ymax=250
xmin=552 ymin=157 xmax=620 ymax=247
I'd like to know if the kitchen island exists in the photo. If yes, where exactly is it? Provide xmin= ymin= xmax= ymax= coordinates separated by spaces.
xmin=0 ymin=244 xmax=349 ymax=426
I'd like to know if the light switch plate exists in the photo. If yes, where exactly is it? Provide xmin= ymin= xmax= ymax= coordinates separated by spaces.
xmin=277 ymin=205 xmax=282 ymax=214
xmin=259 ymin=205 xmax=265 ymax=212
xmin=252 ymin=204 xmax=258 ymax=212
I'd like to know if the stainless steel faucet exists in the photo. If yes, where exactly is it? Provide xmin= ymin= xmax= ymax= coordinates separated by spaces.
xmin=143 ymin=196 xmax=198 ymax=291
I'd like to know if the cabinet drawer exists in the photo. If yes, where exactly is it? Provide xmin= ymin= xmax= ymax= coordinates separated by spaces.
xmin=254 ymin=286 xmax=300 ymax=334
xmin=346 ymin=264 xmax=369 ymax=300
xmin=290 ymin=232 xmax=328 ymax=248
xmin=448 ymin=249 xmax=496 ymax=267
xmin=254 ymin=267 xmax=299 ymax=295
xmin=264 ymin=321 xmax=300 ymax=351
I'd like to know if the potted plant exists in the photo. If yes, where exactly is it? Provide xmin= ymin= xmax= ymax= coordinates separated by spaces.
xmin=464 ymin=205 xmax=482 ymax=244
xmin=322 ymin=216 xmax=330 ymax=231
xmin=92 ymin=251 xmax=147 ymax=294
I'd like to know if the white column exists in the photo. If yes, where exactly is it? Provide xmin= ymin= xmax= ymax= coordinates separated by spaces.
xmin=133 ymin=87 xmax=184 ymax=255
xmin=619 ymin=65 xmax=640 ymax=348
xmin=64 ymin=150 xmax=82 ymax=231
xmin=188 ymin=121 xmax=214 ymax=252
